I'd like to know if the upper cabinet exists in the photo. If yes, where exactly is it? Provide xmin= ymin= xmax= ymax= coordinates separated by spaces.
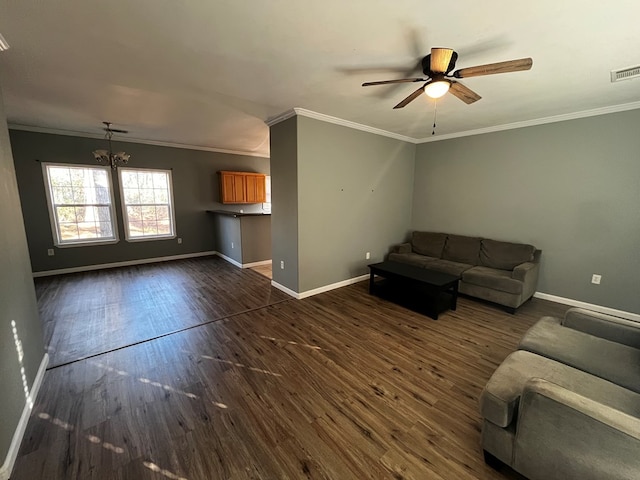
xmin=219 ymin=171 xmax=267 ymax=204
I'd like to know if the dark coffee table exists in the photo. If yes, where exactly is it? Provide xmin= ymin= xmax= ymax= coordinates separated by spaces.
xmin=368 ymin=261 xmax=460 ymax=319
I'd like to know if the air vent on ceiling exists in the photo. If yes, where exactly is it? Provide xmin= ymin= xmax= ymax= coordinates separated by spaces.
xmin=610 ymin=65 xmax=640 ymax=82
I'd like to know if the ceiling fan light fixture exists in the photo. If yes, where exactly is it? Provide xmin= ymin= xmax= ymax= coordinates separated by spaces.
xmin=424 ymin=80 xmax=450 ymax=99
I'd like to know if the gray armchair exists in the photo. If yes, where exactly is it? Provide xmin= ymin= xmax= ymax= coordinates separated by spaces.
xmin=481 ymin=308 xmax=640 ymax=479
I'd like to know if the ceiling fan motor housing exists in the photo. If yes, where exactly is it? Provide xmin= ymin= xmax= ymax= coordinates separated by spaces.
xmin=422 ymin=52 xmax=458 ymax=75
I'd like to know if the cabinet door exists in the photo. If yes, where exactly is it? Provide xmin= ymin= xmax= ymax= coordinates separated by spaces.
xmin=220 ymin=173 xmax=237 ymax=203
xmin=245 ymin=174 xmax=266 ymax=203
xmin=232 ymin=174 xmax=246 ymax=203
xmin=220 ymin=172 xmax=246 ymax=204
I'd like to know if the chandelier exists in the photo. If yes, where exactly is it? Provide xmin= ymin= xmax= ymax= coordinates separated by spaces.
xmin=92 ymin=121 xmax=131 ymax=169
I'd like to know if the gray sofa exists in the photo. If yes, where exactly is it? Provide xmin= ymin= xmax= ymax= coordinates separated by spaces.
xmin=480 ymin=308 xmax=640 ymax=479
xmin=389 ymin=232 xmax=541 ymax=311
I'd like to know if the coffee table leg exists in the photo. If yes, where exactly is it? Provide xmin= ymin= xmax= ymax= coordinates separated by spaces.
xmin=369 ymin=270 xmax=375 ymax=294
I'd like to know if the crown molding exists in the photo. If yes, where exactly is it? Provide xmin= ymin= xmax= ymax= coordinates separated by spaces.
xmin=416 ymin=100 xmax=640 ymax=143
xmin=265 ymin=109 xmax=297 ymax=127
xmin=7 ymin=124 xmax=270 ymax=158
xmin=265 ymin=108 xmax=417 ymax=144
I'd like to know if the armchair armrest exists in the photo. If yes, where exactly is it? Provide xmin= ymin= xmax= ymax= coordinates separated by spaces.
xmin=390 ymin=242 xmax=412 ymax=254
xmin=514 ymin=378 xmax=640 ymax=479
xmin=563 ymin=307 xmax=640 ymax=349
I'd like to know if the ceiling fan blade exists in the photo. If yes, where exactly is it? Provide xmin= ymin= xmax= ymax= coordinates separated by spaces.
xmin=393 ymin=83 xmax=427 ymax=109
xmin=449 ymin=81 xmax=481 ymax=104
xmin=453 ymin=57 xmax=533 ymax=78
xmin=430 ymin=48 xmax=454 ymax=73
xmin=362 ymin=77 xmax=427 ymax=86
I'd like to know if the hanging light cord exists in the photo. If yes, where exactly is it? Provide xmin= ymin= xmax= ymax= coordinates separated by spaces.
xmin=432 ymin=99 xmax=438 ymax=136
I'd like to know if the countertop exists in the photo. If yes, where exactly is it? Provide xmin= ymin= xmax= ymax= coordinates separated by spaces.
xmin=207 ymin=209 xmax=271 ymax=217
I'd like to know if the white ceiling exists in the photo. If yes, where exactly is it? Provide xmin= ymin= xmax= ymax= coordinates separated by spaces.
xmin=1 ymin=1 xmax=640 ymax=158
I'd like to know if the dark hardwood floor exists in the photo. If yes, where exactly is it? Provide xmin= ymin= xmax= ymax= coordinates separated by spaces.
xmin=36 ymin=256 xmax=289 ymax=367
xmin=13 ymin=259 xmax=568 ymax=479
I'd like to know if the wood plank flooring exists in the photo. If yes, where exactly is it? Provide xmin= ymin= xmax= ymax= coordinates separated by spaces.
xmin=36 ymin=256 xmax=289 ymax=367
xmin=13 ymin=259 xmax=568 ymax=479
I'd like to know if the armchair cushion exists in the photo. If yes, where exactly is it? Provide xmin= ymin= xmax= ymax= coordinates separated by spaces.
xmin=518 ymin=316 xmax=640 ymax=393
xmin=562 ymin=307 xmax=640 ymax=349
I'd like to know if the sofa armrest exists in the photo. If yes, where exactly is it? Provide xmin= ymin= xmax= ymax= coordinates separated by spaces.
xmin=514 ymin=378 xmax=640 ymax=479
xmin=390 ymin=242 xmax=412 ymax=254
xmin=562 ymin=307 xmax=640 ymax=349
xmin=512 ymin=261 xmax=540 ymax=301
xmin=512 ymin=261 xmax=536 ymax=281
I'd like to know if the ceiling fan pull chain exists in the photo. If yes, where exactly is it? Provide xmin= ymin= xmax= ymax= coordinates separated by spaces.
xmin=432 ymin=100 xmax=438 ymax=136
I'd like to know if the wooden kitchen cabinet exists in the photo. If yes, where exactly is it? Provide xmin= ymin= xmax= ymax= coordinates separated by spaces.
xmin=219 ymin=171 xmax=266 ymax=204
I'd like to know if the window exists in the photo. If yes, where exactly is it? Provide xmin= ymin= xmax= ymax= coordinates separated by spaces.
xmin=43 ymin=163 xmax=118 ymax=246
xmin=119 ymin=168 xmax=175 ymax=241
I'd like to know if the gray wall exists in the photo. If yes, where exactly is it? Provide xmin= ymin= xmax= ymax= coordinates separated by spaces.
xmin=413 ymin=109 xmax=640 ymax=314
xmin=212 ymin=214 xmax=242 ymax=263
xmin=297 ymin=116 xmax=415 ymax=292
xmin=9 ymin=130 xmax=269 ymax=272
xmin=0 ymin=86 xmax=45 ymax=472
xmin=240 ymin=215 xmax=271 ymax=264
xmin=269 ymin=117 xmax=299 ymax=291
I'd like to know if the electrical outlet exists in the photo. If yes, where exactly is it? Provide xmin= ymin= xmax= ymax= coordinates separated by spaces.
xmin=591 ymin=274 xmax=602 ymax=285
xmin=47 ymin=248 xmax=54 ymax=256
xmin=177 ymin=237 xmax=182 ymax=244
xmin=231 ymin=242 xmax=234 ymax=249
xmin=280 ymin=260 xmax=285 ymax=270
xmin=365 ymin=252 xmax=370 ymax=260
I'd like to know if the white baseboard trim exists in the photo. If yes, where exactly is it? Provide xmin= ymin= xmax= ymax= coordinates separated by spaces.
xmin=533 ymin=292 xmax=640 ymax=322
xmin=215 ymin=253 xmax=272 ymax=269
xmin=271 ymin=280 xmax=300 ymax=299
xmin=242 ymin=260 xmax=272 ymax=268
xmin=215 ymin=252 xmax=243 ymax=268
xmin=0 ymin=353 xmax=49 ymax=480
xmin=271 ymin=274 xmax=369 ymax=300
xmin=32 ymin=251 xmax=218 ymax=277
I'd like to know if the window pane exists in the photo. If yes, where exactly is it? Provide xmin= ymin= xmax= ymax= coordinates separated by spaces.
xmin=120 ymin=168 xmax=174 ymax=240
xmin=154 ymin=189 xmax=168 ymax=203
xmin=139 ymin=188 xmax=155 ymax=204
xmin=127 ymin=206 xmax=142 ymax=221
xmin=123 ymin=188 xmax=140 ymax=205
xmin=152 ymin=172 xmax=167 ymax=189
xmin=157 ymin=220 xmax=171 ymax=235
xmin=45 ymin=165 xmax=116 ymax=245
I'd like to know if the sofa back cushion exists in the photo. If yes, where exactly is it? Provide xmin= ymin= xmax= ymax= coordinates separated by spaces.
xmin=411 ymin=232 xmax=447 ymax=258
xmin=480 ymin=239 xmax=535 ymax=270
xmin=442 ymin=234 xmax=481 ymax=265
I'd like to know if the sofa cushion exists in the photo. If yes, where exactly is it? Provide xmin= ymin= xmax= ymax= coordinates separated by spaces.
xmin=480 ymin=350 xmax=640 ymax=428
xmin=480 ymin=239 xmax=535 ymax=270
xmin=462 ymin=266 xmax=523 ymax=295
xmin=518 ymin=316 xmax=640 ymax=393
xmin=442 ymin=234 xmax=481 ymax=265
xmin=388 ymin=252 xmax=437 ymax=268
xmin=423 ymin=259 xmax=472 ymax=277
xmin=411 ymin=232 xmax=447 ymax=258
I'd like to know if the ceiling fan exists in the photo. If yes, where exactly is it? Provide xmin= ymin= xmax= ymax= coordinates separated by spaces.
xmin=362 ymin=48 xmax=532 ymax=108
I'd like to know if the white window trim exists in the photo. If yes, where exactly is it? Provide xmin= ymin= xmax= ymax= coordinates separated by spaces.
xmin=118 ymin=167 xmax=177 ymax=242
xmin=42 ymin=162 xmax=119 ymax=248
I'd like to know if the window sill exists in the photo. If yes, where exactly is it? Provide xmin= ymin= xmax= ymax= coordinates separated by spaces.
xmin=55 ymin=239 xmax=119 ymax=248
xmin=125 ymin=235 xmax=176 ymax=243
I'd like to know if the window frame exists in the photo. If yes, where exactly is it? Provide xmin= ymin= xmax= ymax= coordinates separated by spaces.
xmin=42 ymin=162 xmax=119 ymax=248
xmin=118 ymin=167 xmax=177 ymax=242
